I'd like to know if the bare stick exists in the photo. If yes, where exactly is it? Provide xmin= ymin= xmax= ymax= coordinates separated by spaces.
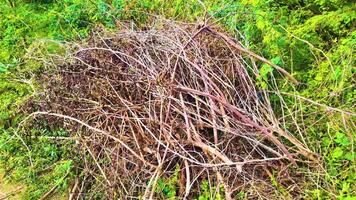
xmin=205 ymin=27 xmax=300 ymax=85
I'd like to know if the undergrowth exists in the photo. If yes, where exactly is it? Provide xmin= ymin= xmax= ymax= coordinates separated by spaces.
xmin=0 ymin=0 xmax=354 ymax=199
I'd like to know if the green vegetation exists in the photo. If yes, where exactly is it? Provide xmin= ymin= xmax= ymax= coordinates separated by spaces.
xmin=0 ymin=0 xmax=354 ymax=199
xmin=156 ymin=165 xmax=180 ymax=199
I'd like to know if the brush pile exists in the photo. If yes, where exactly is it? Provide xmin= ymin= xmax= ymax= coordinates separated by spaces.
xmin=29 ymin=20 xmax=314 ymax=199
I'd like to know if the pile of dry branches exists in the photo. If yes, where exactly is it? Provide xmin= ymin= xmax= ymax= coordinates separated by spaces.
xmin=28 ymin=20 xmax=315 ymax=199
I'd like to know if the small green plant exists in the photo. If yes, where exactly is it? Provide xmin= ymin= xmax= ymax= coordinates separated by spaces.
xmin=156 ymin=165 xmax=180 ymax=199
xmin=197 ymin=180 xmax=224 ymax=200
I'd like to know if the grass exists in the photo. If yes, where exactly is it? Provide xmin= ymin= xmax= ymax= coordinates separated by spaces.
xmin=0 ymin=0 xmax=354 ymax=199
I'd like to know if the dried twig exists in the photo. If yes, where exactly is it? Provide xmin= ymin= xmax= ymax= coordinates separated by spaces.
xmin=205 ymin=27 xmax=300 ymax=85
